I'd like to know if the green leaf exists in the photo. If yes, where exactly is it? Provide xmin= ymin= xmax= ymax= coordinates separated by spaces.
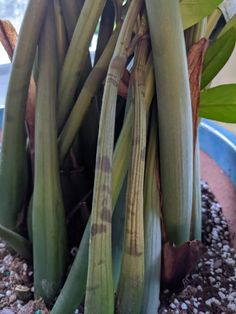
xmin=0 ymin=224 xmax=32 ymax=260
xmin=201 ymin=28 xmax=236 ymax=89
xmin=199 ymin=84 xmax=236 ymax=122
xmin=218 ymin=14 xmax=236 ymax=37
xmin=180 ymin=0 xmax=223 ymax=30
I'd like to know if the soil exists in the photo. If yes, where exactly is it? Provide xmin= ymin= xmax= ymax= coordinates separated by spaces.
xmin=0 ymin=181 xmax=235 ymax=314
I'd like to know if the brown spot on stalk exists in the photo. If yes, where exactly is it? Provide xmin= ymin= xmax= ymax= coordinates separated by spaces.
xmin=100 ymin=207 xmax=111 ymax=223
xmin=128 ymin=244 xmax=143 ymax=256
xmin=96 ymin=155 xmax=111 ymax=173
xmin=101 ymin=184 xmax=111 ymax=195
xmin=86 ymin=284 xmax=100 ymax=292
xmin=91 ymin=223 xmax=106 ymax=236
xmin=140 ymin=147 xmax=146 ymax=161
xmin=187 ymin=38 xmax=209 ymax=150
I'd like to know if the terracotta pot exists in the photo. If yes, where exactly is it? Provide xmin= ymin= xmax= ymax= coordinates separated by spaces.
xmin=199 ymin=120 xmax=236 ymax=249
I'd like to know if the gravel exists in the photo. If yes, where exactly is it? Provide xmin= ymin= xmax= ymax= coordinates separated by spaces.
xmin=159 ymin=180 xmax=236 ymax=314
xmin=0 ymin=181 xmax=235 ymax=313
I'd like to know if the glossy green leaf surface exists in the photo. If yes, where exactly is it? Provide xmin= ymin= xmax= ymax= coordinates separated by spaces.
xmin=199 ymin=84 xmax=236 ymax=122
xmin=201 ymin=28 xmax=236 ymax=89
xmin=180 ymin=0 xmax=222 ymax=30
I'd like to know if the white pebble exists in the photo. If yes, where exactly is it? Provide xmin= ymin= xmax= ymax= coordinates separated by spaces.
xmin=205 ymin=299 xmax=212 ymax=306
xmin=181 ymin=303 xmax=188 ymax=310
xmin=5 ymin=290 xmax=12 ymax=297
xmin=228 ymin=295 xmax=234 ymax=302
xmin=22 ymin=263 xmax=28 ymax=272
xmin=218 ymin=291 xmax=226 ymax=300
xmin=228 ymin=303 xmax=236 ymax=311
xmin=170 ymin=303 xmax=176 ymax=309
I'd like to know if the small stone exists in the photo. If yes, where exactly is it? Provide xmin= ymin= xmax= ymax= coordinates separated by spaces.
xmin=228 ymin=295 xmax=234 ymax=302
xmin=205 ymin=299 xmax=212 ymax=306
xmin=0 ymin=309 xmax=14 ymax=314
xmin=218 ymin=291 xmax=226 ymax=300
xmin=212 ymin=297 xmax=221 ymax=306
xmin=5 ymin=290 xmax=12 ymax=297
xmin=197 ymin=285 xmax=203 ymax=291
xmin=228 ymin=303 xmax=236 ymax=311
xmin=193 ymin=301 xmax=199 ymax=308
xmin=9 ymin=293 xmax=16 ymax=303
xmin=22 ymin=263 xmax=28 ymax=272
xmin=15 ymin=285 xmax=32 ymax=301
xmin=181 ymin=303 xmax=188 ymax=310
xmin=170 ymin=303 xmax=176 ymax=309
xmin=215 ymin=268 xmax=222 ymax=274
xmin=209 ymin=276 xmax=215 ymax=284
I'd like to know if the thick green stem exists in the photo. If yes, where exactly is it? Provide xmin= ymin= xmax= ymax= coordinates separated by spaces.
xmin=54 ymin=0 xmax=68 ymax=69
xmin=191 ymin=137 xmax=202 ymax=240
xmin=52 ymin=2 xmax=143 ymax=313
xmin=57 ymin=0 xmax=106 ymax=131
xmin=85 ymin=2 xmax=143 ymax=312
xmin=32 ymin=2 xmax=66 ymax=304
xmin=141 ymin=105 xmax=161 ymax=314
xmin=146 ymin=0 xmax=193 ymax=244
xmin=0 ymin=0 xmax=49 ymax=231
xmin=117 ymin=29 xmax=148 ymax=313
xmin=58 ymin=25 xmax=121 ymax=163
xmin=0 ymin=224 xmax=31 ymax=260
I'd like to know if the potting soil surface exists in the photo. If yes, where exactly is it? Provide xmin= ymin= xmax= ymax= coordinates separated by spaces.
xmin=0 ymin=181 xmax=235 ymax=314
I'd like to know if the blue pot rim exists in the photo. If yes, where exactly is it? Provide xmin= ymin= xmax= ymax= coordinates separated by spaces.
xmin=199 ymin=119 xmax=236 ymax=188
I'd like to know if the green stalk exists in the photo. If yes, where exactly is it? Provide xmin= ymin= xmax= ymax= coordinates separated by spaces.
xmin=141 ymin=105 xmax=161 ymax=314
xmin=0 ymin=0 xmax=49 ymax=231
xmin=57 ymin=0 xmax=106 ymax=131
xmin=146 ymin=0 xmax=193 ymax=244
xmin=52 ymin=2 xmax=143 ymax=313
xmin=112 ymin=56 xmax=154 ymax=207
xmin=58 ymin=25 xmax=121 ymax=163
xmin=60 ymin=0 xmax=84 ymax=40
xmin=54 ymin=0 xmax=68 ymax=69
xmin=191 ymin=137 xmax=202 ymax=240
xmin=117 ymin=24 xmax=148 ymax=313
xmin=112 ymin=176 xmax=127 ymax=290
xmin=32 ymin=2 xmax=66 ymax=304
xmin=85 ymin=2 xmax=143 ymax=312
xmin=0 ymin=224 xmax=31 ymax=260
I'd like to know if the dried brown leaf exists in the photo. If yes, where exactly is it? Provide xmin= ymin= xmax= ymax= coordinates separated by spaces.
xmin=161 ymin=240 xmax=206 ymax=288
xmin=0 ymin=19 xmax=17 ymax=60
xmin=187 ymin=38 xmax=209 ymax=149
